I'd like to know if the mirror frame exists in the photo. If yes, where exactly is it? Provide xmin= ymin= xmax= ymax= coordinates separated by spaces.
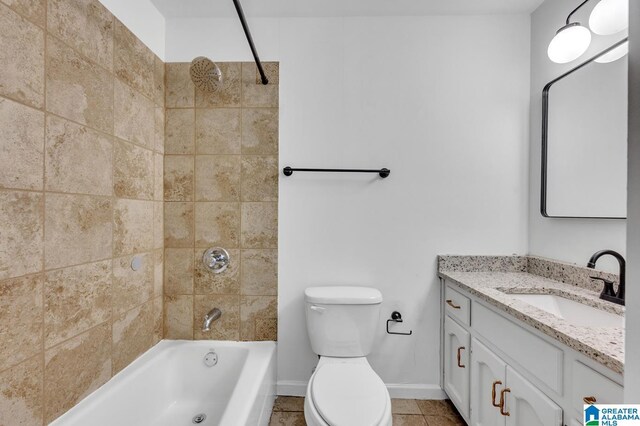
xmin=541 ymin=37 xmax=629 ymax=219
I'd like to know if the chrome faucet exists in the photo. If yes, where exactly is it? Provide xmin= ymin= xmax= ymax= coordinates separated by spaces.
xmin=587 ymin=250 xmax=625 ymax=306
xmin=202 ymin=308 xmax=222 ymax=331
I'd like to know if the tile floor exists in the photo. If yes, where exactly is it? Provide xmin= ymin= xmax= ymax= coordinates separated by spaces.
xmin=269 ymin=397 xmax=466 ymax=425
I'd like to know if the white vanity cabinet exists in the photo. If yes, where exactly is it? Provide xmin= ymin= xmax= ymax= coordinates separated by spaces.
xmin=441 ymin=280 xmax=624 ymax=426
xmin=444 ymin=316 xmax=470 ymax=419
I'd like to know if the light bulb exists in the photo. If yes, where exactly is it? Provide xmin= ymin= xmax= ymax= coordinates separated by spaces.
xmin=589 ymin=0 xmax=628 ymax=35
xmin=548 ymin=23 xmax=592 ymax=64
xmin=595 ymin=40 xmax=628 ymax=63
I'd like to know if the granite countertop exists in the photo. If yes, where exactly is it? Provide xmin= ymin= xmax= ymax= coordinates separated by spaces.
xmin=439 ymin=270 xmax=625 ymax=374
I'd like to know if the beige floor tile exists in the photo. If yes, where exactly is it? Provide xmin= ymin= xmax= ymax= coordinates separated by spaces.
xmin=273 ymin=396 xmax=305 ymax=412
xmin=417 ymin=400 xmax=460 ymax=417
xmin=424 ymin=415 xmax=466 ymax=426
xmin=269 ymin=411 xmax=306 ymax=426
xmin=393 ymin=414 xmax=429 ymax=426
xmin=392 ymin=399 xmax=423 ymax=415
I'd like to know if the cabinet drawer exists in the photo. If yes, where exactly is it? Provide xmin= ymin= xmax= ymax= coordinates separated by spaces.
xmin=572 ymin=361 xmax=623 ymax=416
xmin=473 ymin=303 xmax=563 ymax=394
xmin=445 ymin=284 xmax=471 ymax=326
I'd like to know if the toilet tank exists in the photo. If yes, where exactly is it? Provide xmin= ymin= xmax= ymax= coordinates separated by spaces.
xmin=304 ymin=286 xmax=383 ymax=357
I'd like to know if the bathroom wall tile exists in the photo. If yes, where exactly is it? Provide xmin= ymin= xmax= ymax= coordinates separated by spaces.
xmin=114 ymin=79 xmax=155 ymax=149
xmin=194 ymin=294 xmax=239 ymax=340
xmin=194 ymin=202 xmax=240 ymax=247
xmin=153 ymin=201 xmax=163 ymax=249
xmin=195 ymin=108 xmax=241 ymax=154
xmin=153 ymin=296 xmax=162 ymax=343
xmin=241 ymin=155 xmax=278 ymax=201
xmin=47 ymin=0 xmax=114 ymax=70
xmin=112 ymin=252 xmax=153 ymax=316
xmin=44 ymin=194 xmax=112 ymax=269
xmin=255 ymin=318 xmax=277 ymax=340
xmin=154 ymin=152 xmax=163 ymax=201
xmin=44 ymin=260 xmax=111 ymax=348
xmin=240 ymin=295 xmax=276 ymax=341
xmin=46 ymin=36 xmax=113 ymax=133
xmin=114 ymin=20 xmax=154 ymax=100
xmin=166 ymin=62 xmax=194 ymax=108
xmin=241 ymin=202 xmax=277 ymax=248
xmin=0 ymin=356 xmax=43 ymax=426
xmin=255 ymin=62 xmax=279 ymax=85
xmin=164 ymin=295 xmax=193 ymax=339
xmin=1 ymin=0 xmax=45 ymax=27
xmin=0 ymin=274 xmax=43 ymax=371
xmin=241 ymin=108 xmax=278 ymax=154
xmin=164 ymin=202 xmax=194 ymax=247
xmin=154 ymin=106 xmax=165 ymax=153
xmin=195 ymin=62 xmax=241 ymax=107
xmin=112 ymin=301 xmax=154 ymax=374
xmin=241 ymin=62 xmax=278 ymax=107
xmin=113 ymin=199 xmax=154 ymax=256
xmin=164 ymin=155 xmax=194 ymax=201
xmin=0 ymin=191 xmax=43 ymax=280
xmin=0 ymin=3 xmax=44 ymax=108
xmin=164 ymin=248 xmax=194 ymax=295
xmin=45 ymin=115 xmax=112 ymax=196
xmin=44 ymin=322 xmax=111 ymax=424
xmin=153 ymin=56 xmax=165 ymax=107
xmin=0 ymin=97 xmax=44 ymax=191
xmin=195 ymin=155 xmax=240 ymax=201
xmin=241 ymin=249 xmax=277 ymax=296
xmin=165 ymin=108 xmax=195 ymax=154
xmin=113 ymin=139 xmax=154 ymax=200
xmin=153 ymin=248 xmax=163 ymax=297
xmin=194 ymin=248 xmax=240 ymax=295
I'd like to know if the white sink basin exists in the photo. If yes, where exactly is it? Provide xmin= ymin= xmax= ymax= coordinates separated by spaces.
xmin=509 ymin=294 xmax=624 ymax=328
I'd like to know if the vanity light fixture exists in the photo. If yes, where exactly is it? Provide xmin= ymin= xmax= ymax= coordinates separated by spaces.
xmin=548 ymin=0 xmax=593 ymax=64
xmin=548 ymin=0 xmax=629 ymax=64
xmin=589 ymin=0 xmax=628 ymax=35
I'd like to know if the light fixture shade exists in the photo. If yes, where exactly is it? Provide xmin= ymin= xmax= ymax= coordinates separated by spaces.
xmin=595 ymin=40 xmax=629 ymax=63
xmin=589 ymin=0 xmax=628 ymax=35
xmin=548 ymin=24 xmax=592 ymax=63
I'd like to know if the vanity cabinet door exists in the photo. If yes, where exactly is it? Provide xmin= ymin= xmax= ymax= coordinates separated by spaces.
xmin=504 ymin=366 xmax=563 ymax=426
xmin=470 ymin=338 xmax=507 ymax=426
xmin=444 ymin=316 xmax=470 ymax=419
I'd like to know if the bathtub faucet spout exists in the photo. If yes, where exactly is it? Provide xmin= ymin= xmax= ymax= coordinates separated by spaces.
xmin=202 ymin=308 xmax=222 ymax=331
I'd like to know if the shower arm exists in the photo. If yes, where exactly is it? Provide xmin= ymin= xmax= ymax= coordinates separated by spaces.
xmin=232 ymin=0 xmax=269 ymax=85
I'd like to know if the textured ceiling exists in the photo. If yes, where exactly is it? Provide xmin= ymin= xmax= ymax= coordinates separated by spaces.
xmin=150 ymin=0 xmax=546 ymax=18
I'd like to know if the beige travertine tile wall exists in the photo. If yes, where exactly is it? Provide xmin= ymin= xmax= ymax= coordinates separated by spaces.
xmin=0 ymin=0 xmax=164 ymax=423
xmin=163 ymin=62 xmax=279 ymax=342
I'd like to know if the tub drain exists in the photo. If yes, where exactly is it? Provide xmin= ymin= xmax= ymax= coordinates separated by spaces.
xmin=192 ymin=413 xmax=206 ymax=424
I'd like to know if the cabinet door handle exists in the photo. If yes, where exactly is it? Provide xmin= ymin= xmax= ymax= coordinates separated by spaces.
xmin=491 ymin=380 xmax=503 ymax=407
xmin=446 ymin=300 xmax=461 ymax=309
xmin=499 ymin=388 xmax=511 ymax=416
xmin=584 ymin=396 xmax=597 ymax=405
xmin=456 ymin=346 xmax=465 ymax=368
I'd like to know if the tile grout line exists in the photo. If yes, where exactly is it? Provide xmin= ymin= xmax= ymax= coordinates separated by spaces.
xmin=40 ymin=1 xmax=48 ymax=423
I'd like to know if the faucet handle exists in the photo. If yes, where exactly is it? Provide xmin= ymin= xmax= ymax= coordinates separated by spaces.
xmin=590 ymin=276 xmax=616 ymax=297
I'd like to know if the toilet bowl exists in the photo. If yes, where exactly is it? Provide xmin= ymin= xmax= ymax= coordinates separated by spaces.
xmin=304 ymin=357 xmax=392 ymax=426
xmin=303 ymin=286 xmax=391 ymax=426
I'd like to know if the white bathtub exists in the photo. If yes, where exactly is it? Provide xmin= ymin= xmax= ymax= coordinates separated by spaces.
xmin=50 ymin=340 xmax=277 ymax=426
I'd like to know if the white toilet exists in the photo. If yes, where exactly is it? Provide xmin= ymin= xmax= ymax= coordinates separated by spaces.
xmin=303 ymin=286 xmax=392 ymax=426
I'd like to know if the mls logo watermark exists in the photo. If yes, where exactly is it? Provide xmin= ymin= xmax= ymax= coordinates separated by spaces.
xmin=584 ymin=404 xmax=640 ymax=425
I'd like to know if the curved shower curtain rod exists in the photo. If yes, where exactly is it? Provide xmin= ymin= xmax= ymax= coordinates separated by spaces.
xmin=232 ymin=0 xmax=269 ymax=85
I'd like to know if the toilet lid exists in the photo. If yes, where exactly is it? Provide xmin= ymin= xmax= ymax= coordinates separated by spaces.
xmin=311 ymin=363 xmax=387 ymax=426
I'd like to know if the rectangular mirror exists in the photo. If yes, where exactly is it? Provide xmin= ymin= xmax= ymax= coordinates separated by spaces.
xmin=541 ymin=39 xmax=628 ymax=219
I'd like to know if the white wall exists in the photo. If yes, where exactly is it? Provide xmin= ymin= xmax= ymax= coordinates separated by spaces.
xmin=625 ymin=0 xmax=640 ymax=401
xmin=528 ymin=0 xmax=627 ymax=271
xmin=166 ymin=15 xmax=531 ymax=395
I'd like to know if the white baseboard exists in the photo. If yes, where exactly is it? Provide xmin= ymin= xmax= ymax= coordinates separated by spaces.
xmin=277 ymin=381 xmax=446 ymax=400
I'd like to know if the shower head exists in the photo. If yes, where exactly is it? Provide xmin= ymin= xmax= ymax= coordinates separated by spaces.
xmin=190 ymin=57 xmax=222 ymax=92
